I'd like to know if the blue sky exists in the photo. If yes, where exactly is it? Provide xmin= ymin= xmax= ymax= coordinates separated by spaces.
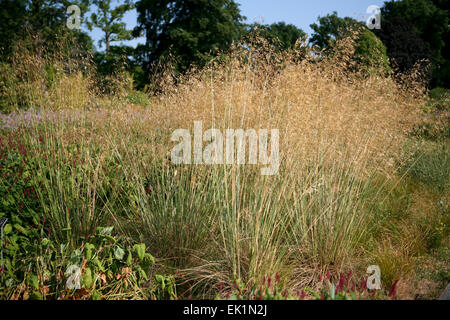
xmin=85 ymin=0 xmax=387 ymax=51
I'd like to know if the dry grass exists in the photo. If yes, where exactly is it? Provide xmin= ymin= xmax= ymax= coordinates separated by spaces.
xmin=1 ymin=35 xmax=437 ymax=299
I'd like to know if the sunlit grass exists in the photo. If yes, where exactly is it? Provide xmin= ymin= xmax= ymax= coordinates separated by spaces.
xmin=1 ymin=35 xmax=447 ymax=299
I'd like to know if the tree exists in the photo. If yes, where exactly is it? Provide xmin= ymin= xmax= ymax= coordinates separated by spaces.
xmin=354 ymin=28 xmax=391 ymax=75
xmin=246 ymin=22 xmax=306 ymax=51
xmin=376 ymin=0 xmax=449 ymax=87
xmin=310 ymin=12 xmax=361 ymax=50
xmin=0 ymin=0 xmax=93 ymax=60
xmin=310 ymin=12 xmax=391 ymax=74
xmin=86 ymin=0 xmax=134 ymax=55
xmin=134 ymin=0 xmax=245 ymax=77
xmin=27 ymin=0 xmax=92 ymax=45
xmin=381 ymin=0 xmax=447 ymax=61
xmin=428 ymin=0 xmax=449 ymax=87
xmin=373 ymin=16 xmax=432 ymax=73
xmin=0 ymin=0 xmax=28 ymax=60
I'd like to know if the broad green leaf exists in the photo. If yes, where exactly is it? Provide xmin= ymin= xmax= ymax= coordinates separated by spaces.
xmin=126 ymin=250 xmax=132 ymax=266
xmin=137 ymin=266 xmax=148 ymax=280
xmin=30 ymin=274 xmax=39 ymax=290
xmin=3 ymin=224 xmax=12 ymax=234
xmin=83 ymin=268 xmax=93 ymax=288
xmin=133 ymin=243 xmax=146 ymax=261
xmin=92 ymin=257 xmax=104 ymax=272
xmin=155 ymin=274 xmax=165 ymax=290
xmin=144 ymin=253 xmax=155 ymax=264
xmin=85 ymin=243 xmax=95 ymax=260
xmin=103 ymin=235 xmax=116 ymax=244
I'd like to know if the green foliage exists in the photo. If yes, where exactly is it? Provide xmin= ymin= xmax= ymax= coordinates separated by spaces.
xmin=0 ymin=123 xmax=179 ymax=300
xmin=411 ymin=88 xmax=449 ymax=141
xmin=85 ymin=1 xmax=144 ymax=88
xmin=310 ymin=12 xmax=362 ymax=50
xmin=0 ymin=0 xmax=28 ymax=60
xmin=246 ymin=22 xmax=306 ymax=52
xmin=431 ymin=246 xmax=450 ymax=284
xmin=93 ymin=45 xmax=146 ymax=91
xmin=310 ymin=12 xmax=391 ymax=75
xmin=354 ymin=29 xmax=391 ymax=75
xmin=1 ymin=8 xmax=448 ymax=300
xmin=127 ymin=91 xmax=150 ymax=107
xmin=216 ymin=272 xmax=395 ymax=300
xmin=0 ymin=225 xmax=173 ymax=300
xmin=153 ymin=274 xmax=177 ymax=300
xmin=0 ymin=131 xmax=44 ymax=278
xmin=374 ymin=16 xmax=432 ymax=75
xmin=135 ymin=0 xmax=245 ymax=75
xmin=216 ymin=275 xmax=294 ymax=300
xmin=412 ymin=121 xmax=450 ymax=142
xmin=424 ymin=199 xmax=449 ymax=250
xmin=377 ymin=0 xmax=449 ymax=87
xmin=404 ymin=142 xmax=450 ymax=192
xmin=429 ymin=87 xmax=450 ymax=106
xmin=0 ymin=131 xmax=172 ymax=299
xmin=86 ymin=0 xmax=135 ymax=54
xmin=0 ymin=0 xmax=93 ymax=62
xmin=382 ymin=0 xmax=447 ymax=63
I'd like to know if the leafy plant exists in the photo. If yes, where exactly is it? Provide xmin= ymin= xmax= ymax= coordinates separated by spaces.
xmin=0 ymin=225 xmax=176 ymax=300
xmin=216 ymin=271 xmax=397 ymax=301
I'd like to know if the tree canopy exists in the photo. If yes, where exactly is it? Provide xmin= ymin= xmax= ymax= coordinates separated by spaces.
xmin=134 ymin=0 xmax=245 ymax=76
xmin=246 ymin=22 xmax=306 ymax=51
xmin=310 ymin=12 xmax=390 ymax=75
xmin=1 ymin=0 xmax=447 ymax=89
xmin=375 ymin=0 xmax=449 ymax=87
xmin=310 ymin=12 xmax=362 ymax=50
xmin=86 ymin=0 xmax=134 ymax=54
xmin=0 ymin=0 xmax=93 ymax=60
